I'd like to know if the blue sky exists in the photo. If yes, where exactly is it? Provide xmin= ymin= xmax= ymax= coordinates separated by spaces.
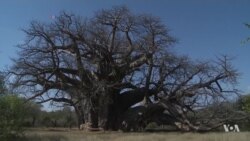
xmin=0 ymin=0 xmax=250 ymax=93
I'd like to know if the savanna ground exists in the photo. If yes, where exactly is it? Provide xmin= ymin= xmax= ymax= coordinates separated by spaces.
xmin=15 ymin=128 xmax=250 ymax=141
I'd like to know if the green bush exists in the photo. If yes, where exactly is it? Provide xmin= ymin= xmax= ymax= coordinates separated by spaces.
xmin=242 ymin=95 xmax=250 ymax=113
xmin=0 ymin=95 xmax=26 ymax=140
xmin=146 ymin=122 xmax=158 ymax=129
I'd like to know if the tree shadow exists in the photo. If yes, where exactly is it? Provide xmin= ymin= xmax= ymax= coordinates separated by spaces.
xmin=7 ymin=135 xmax=68 ymax=141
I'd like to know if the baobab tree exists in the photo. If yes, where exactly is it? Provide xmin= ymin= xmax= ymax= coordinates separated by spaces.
xmin=9 ymin=6 xmax=243 ymax=131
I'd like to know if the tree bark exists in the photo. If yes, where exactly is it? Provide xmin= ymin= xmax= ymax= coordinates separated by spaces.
xmin=73 ymin=105 xmax=85 ymax=129
xmin=79 ymin=95 xmax=100 ymax=129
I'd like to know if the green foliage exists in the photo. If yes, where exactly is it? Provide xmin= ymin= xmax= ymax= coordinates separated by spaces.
xmin=23 ymin=101 xmax=43 ymax=127
xmin=39 ymin=107 xmax=77 ymax=128
xmin=63 ymin=107 xmax=77 ymax=127
xmin=242 ymin=95 xmax=250 ymax=113
xmin=146 ymin=122 xmax=158 ymax=129
xmin=0 ymin=95 xmax=27 ymax=140
xmin=0 ymin=72 xmax=6 ymax=95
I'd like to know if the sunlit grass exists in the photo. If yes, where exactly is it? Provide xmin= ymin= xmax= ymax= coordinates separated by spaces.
xmin=15 ymin=129 xmax=250 ymax=141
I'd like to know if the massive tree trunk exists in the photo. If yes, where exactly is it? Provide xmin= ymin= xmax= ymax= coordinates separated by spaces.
xmin=97 ymin=88 xmax=158 ymax=130
xmin=73 ymin=105 xmax=85 ymax=129
xmin=98 ymin=89 xmax=120 ymax=130
xmin=98 ymin=95 xmax=110 ymax=130
xmin=82 ymin=97 xmax=99 ymax=129
xmin=103 ymin=103 xmax=120 ymax=130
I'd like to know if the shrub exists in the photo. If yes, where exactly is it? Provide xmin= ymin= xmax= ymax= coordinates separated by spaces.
xmin=0 ymin=95 xmax=26 ymax=140
xmin=146 ymin=122 xmax=158 ymax=129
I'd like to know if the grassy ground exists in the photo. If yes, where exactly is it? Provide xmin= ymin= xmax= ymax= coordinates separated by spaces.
xmin=16 ymin=128 xmax=250 ymax=141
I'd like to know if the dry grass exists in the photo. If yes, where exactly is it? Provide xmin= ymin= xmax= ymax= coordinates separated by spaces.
xmin=18 ymin=128 xmax=250 ymax=141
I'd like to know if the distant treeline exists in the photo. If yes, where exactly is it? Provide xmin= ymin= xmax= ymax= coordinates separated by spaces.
xmin=23 ymin=103 xmax=78 ymax=128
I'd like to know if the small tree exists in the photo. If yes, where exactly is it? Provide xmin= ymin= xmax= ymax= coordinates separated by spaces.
xmin=241 ymin=95 xmax=250 ymax=113
xmin=232 ymin=95 xmax=250 ymax=131
xmin=0 ymin=95 xmax=26 ymax=139
xmin=0 ymin=72 xmax=7 ymax=95
xmin=61 ymin=107 xmax=76 ymax=128
xmin=23 ymin=101 xmax=43 ymax=127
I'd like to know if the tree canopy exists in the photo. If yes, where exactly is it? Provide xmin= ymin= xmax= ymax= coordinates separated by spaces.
xmin=9 ymin=6 xmax=242 ymax=131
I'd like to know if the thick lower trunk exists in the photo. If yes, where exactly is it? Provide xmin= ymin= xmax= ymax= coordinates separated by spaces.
xmin=98 ymin=103 xmax=109 ymax=129
xmin=73 ymin=105 xmax=85 ymax=129
xmin=106 ymin=104 xmax=120 ymax=130
xmin=97 ymin=89 xmax=122 ymax=130
xmin=81 ymin=97 xmax=99 ymax=129
xmin=99 ymin=88 xmax=156 ymax=131
xmin=77 ymin=88 xmax=153 ymax=131
xmin=82 ymin=109 xmax=98 ymax=129
xmin=90 ymin=108 xmax=99 ymax=128
xmin=98 ymin=92 xmax=116 ymax=130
